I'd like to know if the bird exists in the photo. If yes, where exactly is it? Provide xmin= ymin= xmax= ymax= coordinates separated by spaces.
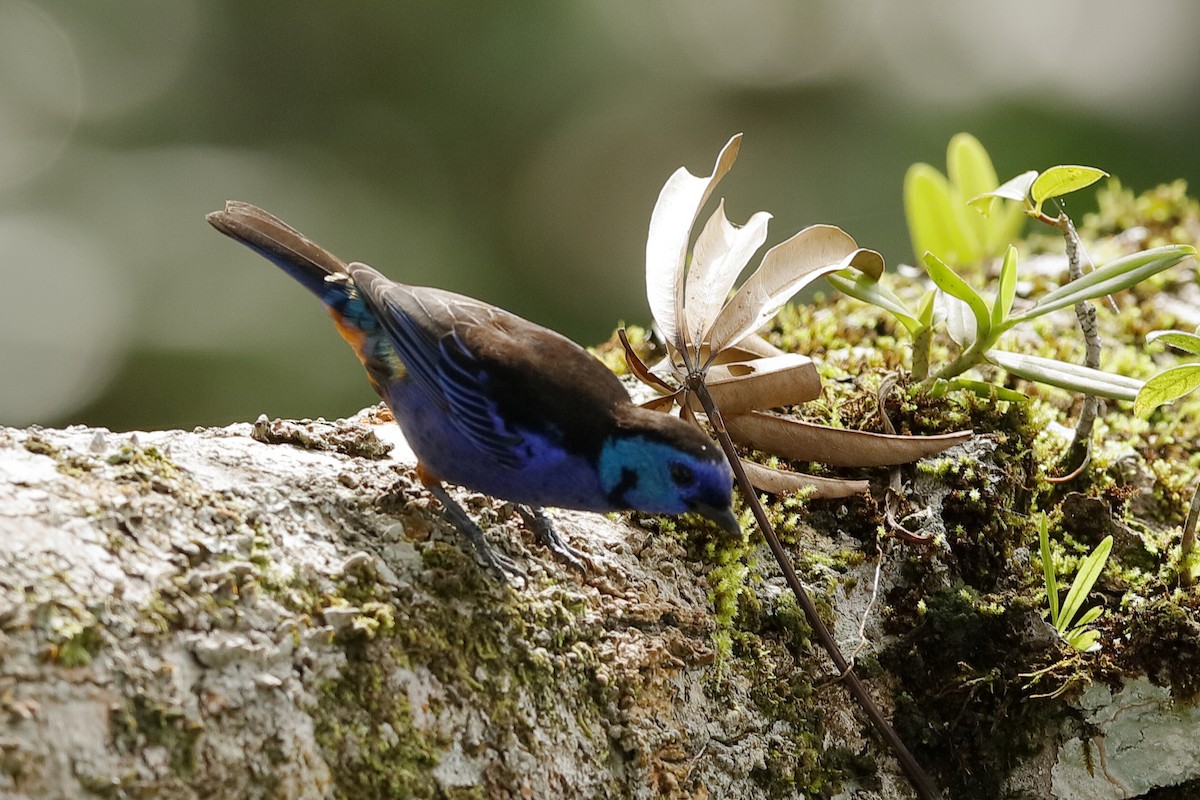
xmin=207 ymin=201 xmax=737 ymax=580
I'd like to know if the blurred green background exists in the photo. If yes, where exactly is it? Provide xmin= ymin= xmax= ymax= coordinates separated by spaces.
xmin=5 ymin=0 xmax=1200 ymax=431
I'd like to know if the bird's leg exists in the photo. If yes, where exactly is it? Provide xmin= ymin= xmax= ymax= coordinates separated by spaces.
xmin=517 ymin=506 xmax=588 ymax=573
xmin=417 ymin=466 xmax=524 ymax=582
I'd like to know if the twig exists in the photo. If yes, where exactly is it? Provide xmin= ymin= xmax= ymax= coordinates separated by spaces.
xmin=690 ymin=377 xmax=943 ymax=800
xmin=1057 ymin=212 xmax=1100 ymax=475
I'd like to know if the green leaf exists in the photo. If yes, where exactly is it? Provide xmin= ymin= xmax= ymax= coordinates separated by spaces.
xmin=1147 ymin=329 xmax=1200 ymax=355
xmin=1009 ymin=245 xmax=1196 ymax=324
xmin=985 ymin=351 xmax=1144 ymax=401
xmin=923 ymin=252 xmax=991 ymax=343
xmin=1039 ymin=515 xmax=1059 ymax=627
xmin=1071 ymin=605 xmax=1104 ymax=629
xmin=1030 ymin=165 xmax=1109 ymax=214
xmin=905 ymin=163 xmax=981 ymax=266
xmin=826 ymin=270 xmax=922 ymax=335
xmin=947 ymin=133 xmax=998 ymax=250
xmin=1134 ymin=363 xmax=1200 ymax=417
xmin=969 ymin=170 xmax=1037 ymax=216
xmin=991 ymin=245 xmax=1018 ymax=327
xmin=1058 ymin=535 xmax=1112 ymax=634
xmin=988 ymin=192 xmax=1028 ymax=258
xmin=943 ymin=295 xmax=975 ymax=347
xmin=1065 ymin=629 xmax=1101 ymax=652
xmin=933 ymin=378 xmax=1027 ymax=402
xmin=948 ymin=134 xmax=999 ymax=203
xmin=917 ymin=288 xmax=937 ymax=328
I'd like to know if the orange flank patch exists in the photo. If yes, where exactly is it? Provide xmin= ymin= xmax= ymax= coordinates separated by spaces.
xmin=415 ymin=461 xmax=442 ymax=487
xmin=326 ymin=307 xmax=407 ymax=381
xmin=329 ymin=310 xmax=372 ymax=363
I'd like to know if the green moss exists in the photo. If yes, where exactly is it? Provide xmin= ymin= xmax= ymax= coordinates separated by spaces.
xmin=304 ymin=536 xmax=607 ymax=796
xmin=31 ymin=599 xmax=105 ymax=668
xmin=106 ymin=443 xmax=180 ymax=493
xmin=110 ymin=694 xmax=202 ymax=779
xmin=55 ymin=624 xmax=104 ymax=668
xmin=1083 ymin=178 xmax=1200 ymax=248
xmin=1123 ymin=594 xmax=1200 ymax=701
xmin=314 ymin=646 xmax=443 ymax=800
xmin=880 ymin=588 xmax=1067 ymax=800
xmin=733 ymin=590 xmax=862 ymax=798
xmin=22 ymin=434 xmax=58 ymax=457
xmin=698 ymin=514 xmax=755 ymax=663
xmin=21 ymin=432 xmax=99 ymax=476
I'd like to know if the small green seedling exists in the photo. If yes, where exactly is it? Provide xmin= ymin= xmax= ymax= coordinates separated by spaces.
xmin=1037 ymin=514 xmax=1112 ymax=652
xmin=829 ymin=133 xmax=1195 ymax=396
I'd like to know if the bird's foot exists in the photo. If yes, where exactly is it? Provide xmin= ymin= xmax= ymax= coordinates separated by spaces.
xmin=425 ymin=483 xmax=525 ymax=583
xmin=518 ymin=506 xmax=588 ymax=573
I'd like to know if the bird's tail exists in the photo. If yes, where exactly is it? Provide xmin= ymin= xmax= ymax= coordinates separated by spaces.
xmin=208 ymin=201 xmax=401 ymax=395
xmin=207 ymin=201 xmax=350 ymax=303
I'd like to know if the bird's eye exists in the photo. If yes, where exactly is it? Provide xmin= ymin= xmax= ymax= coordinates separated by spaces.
xmin=669 ymin=463 xmax=695 ymax=487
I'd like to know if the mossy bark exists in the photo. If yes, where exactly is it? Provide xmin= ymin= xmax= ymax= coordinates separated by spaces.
xmin=0 ymin=412 xmax=893 ymax=799
xmin=2 ymin=392 xmax=1199 ymax=799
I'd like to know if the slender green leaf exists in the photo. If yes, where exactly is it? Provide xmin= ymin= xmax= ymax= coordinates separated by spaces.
xmin=905 ymin=163 xmax=981 ymax=265
xmin=826 ymin=270 xmax=922 ymax=334
xmin=1030 ymin=165 xmax=1109 ymax=214
xmin=933 ymin=378 xmax=1028 ymax=402
xmin=992 ymin=245 xmax=1018 ymax=327
xmin=917 ymin=288 xmax=937 ymax=328
xmin=923 ymin=252 xmax=991 ymax=342
xmin=1038 ymin=515 xmax=1059 ymax=627
xmin=1009 ymin=245 xmax=1196 ymax=324
xmin=986 ymin=350 xmax=1144 ymax=401
xmin=1071 ymin=605 xmax=1104 ymax=629
xmin=1058 ymin=535 xmax=1112 ymax=634
xmin=1134 ymin=363 xmax=1200 ymax=417
xmin=1147 ymin=329 xmax=1200 ymax=355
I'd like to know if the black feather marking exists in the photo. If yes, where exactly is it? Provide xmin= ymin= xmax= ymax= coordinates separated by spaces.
xmin=436 ymin=331 xmax=525 ymax=466
xmin=607 ymin=466 xmax=639 ymax=508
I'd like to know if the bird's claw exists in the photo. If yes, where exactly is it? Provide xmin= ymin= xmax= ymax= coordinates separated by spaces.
xmin=519 ymin=506 xmax=589 ymax=573
xmin=426 ymin=482 xmax=525 ymax=584
xmin=468 ymin=536 xmax=525 ymax=583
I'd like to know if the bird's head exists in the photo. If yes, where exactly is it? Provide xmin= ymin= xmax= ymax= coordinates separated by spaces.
xmin=598 ymin=409 xmax=738 ymax=535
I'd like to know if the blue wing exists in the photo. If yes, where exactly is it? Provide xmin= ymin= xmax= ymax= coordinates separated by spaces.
xmin=347 ymin=263 xmax=527 ymax=468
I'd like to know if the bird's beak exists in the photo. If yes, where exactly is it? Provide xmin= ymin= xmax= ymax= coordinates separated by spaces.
xmin=696 ymin=504 xmax=741 ymax=536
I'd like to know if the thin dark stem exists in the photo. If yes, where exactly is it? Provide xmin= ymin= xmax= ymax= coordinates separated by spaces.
xmin=691 ymin=378 xmax=943 ymax=800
